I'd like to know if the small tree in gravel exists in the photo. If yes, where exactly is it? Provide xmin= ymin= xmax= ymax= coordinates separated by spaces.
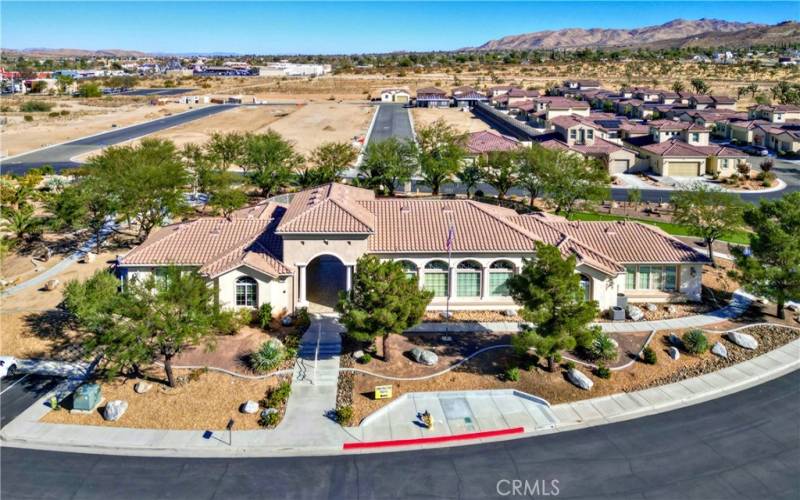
xmin=336 ymin=255 xmax=432 ymax=361
xmin=508 ymin=242 xmax=601 ymax=372
xmin=671 ymin=183 xmax=745 ymax=266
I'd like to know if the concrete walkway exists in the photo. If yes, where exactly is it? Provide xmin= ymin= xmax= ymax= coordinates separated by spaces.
xmin=1 ymin=218 xmax=116 ymax=298
xmin=616 ymin=172 xmax=787 ymax=194
xmin=408 ymin=289 xmax=755 ymax=335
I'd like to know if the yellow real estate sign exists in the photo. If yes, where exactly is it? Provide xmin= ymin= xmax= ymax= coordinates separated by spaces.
xmin=374 ymin=385 xmax=392 ymax=400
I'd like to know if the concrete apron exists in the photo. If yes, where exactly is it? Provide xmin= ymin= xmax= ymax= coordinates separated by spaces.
xmin=2 ymin=337 xmax=798 ymax=458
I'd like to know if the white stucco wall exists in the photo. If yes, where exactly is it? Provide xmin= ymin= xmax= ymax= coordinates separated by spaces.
xmin=216 ymin=267 xmax=292 ymax=316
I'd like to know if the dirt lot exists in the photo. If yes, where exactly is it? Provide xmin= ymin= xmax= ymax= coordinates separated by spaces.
xmin=41 ymin=368 xmax=283 ymax=430
xmin=347 ymin=322 xmax=799 ymax=423
xmin=265 ymin=101 xmax=373 ymax=154
xmin=1 ymin=100 xmax=195 ymax=157
xmin=412 ymin=107 xmax=490 ymax=134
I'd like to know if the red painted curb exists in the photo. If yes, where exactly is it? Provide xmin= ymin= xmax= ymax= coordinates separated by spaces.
xmin=343 ymin=426 xmax=525 ymax=450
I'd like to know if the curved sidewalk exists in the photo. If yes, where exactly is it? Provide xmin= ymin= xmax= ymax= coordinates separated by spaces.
xmin=2 ymin=333 xmax=796 ymax=458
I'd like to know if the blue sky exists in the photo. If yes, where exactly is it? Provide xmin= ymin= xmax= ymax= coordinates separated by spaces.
xmin=2 ymin=1 xmax=797 ymax=55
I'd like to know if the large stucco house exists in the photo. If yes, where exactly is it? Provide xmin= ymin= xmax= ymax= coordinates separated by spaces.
xmin=119 ymin=183 xmax=710 ymax=316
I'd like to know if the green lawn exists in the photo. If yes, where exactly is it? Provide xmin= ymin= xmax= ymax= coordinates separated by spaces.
xmin=568 ymin=212 xmax=751 ymax=245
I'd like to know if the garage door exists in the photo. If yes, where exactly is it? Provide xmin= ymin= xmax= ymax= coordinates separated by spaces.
xmin=395 ymin=95 xmax=409 ymax=103
xmin=610 ymin=159 xmax=630 ymax=174
xmin=668 ymin=161 xmax=702 ymax=176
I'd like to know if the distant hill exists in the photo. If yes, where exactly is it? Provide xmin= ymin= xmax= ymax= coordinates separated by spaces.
xmin=469 ymin=18 xmax=781 ymax=51
xmin=645 ymin=21 xmax=800 ymax=49
xmin=1 ymin=48 xmax=150 ymax=58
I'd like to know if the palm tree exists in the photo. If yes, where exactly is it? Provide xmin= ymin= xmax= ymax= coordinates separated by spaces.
xmin=456 ymin=165 xmax=482 ymax=199
xmin=671 ymin=81 xmax=685 ymax=94
xmin=1 ymin=206 xmax=42 ymax=242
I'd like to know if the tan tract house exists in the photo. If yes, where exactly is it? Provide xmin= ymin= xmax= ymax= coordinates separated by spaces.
xmin=119 ymin=183 xmax=710 ymax=315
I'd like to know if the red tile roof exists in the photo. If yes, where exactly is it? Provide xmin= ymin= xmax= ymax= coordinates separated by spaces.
xmin=465 ymin=130 xmax=521 ymax=154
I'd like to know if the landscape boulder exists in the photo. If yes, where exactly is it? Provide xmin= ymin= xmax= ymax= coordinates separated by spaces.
xmin=134 ymin=381 xmax=152 ymax=394
xmin=567 ymin=368 xmax=593 ymax=390
xmin=626 ymin=305 xmax=644 ymax=321
xmin=668 ymin=346 xmax=680 ymax=360
xmin=503 ymin=309 xmax=516 ymax=317
xmin=81 ymin=252 xmax=96 ymax=264
xmin=241 ymin=400 xmax=260 ymax=414
xmin=666 ymin=305 xmax=678 ymax=315
xmin=440 ymin=311 xmax=453 ymax=320
xmin=103 ymin=400 xmax=128 ymax=421
xmin=281 ymin=315 xmax=293 ymax=327
xmin=726 ymin=331 xmax=758 ymax=350
xmin=645 ymin=303 xmax=658 ymax=313
xmin=44 ymin=279 xmax=60 ymax=291
xmin=711 ymin=342 xmax=728 ymax=359
xmin=353 ymin=350 xmax=364 ymax=361
xmin=410 ymin=347 xmax=439 ymax=366
xmin=668 ymin=334 xmax=683 ymax=348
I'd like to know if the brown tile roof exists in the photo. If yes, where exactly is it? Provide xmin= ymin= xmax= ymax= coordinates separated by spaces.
xmin=361 ymin=199 xmax=543 ymax=254
xmin=416 ymin=87 xmax=446 ymax=95
xmin=711 ymin=95 xmax=736 ymax=105
xmin=691 ymin=95 xmax=714 ymax=104
xmin=641 ymin=139 xmax=708 ymax=157
xmin=121 ymin=207 xmax=292 ymax=278
xmin=542 ymin=219 xmax=711 ymax=264
xmin=648 ymin=120 xmax=706 ymax=131
xmin=465 ymin=130 xmax=521 ymax=154
xmin=538 ymin=97 xmax=590 ymax=110
xmin=277 ymin=183 xmax=375 ymax=234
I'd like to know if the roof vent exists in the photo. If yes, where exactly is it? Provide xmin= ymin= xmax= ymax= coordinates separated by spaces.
xmin=400 ymin=206 xmax=410 ymax=214
xmin=442 ymin=206 xmax=454 ymax=214
xmin=605 ymin=227 xmax=617 ymax=236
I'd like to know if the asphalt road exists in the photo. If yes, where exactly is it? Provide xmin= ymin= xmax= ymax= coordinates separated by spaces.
xmin=118 ymin=88 xmax=195 ymax=96
xmin=368 ymin=103 xmax=414 ymax=144
xmin=0 ymin=374 xmax=62 ymax=429
xmin=2 ymin=370 xmax=797 ymax=499
xmin=0 ymin=104 xmax=238 ymax=174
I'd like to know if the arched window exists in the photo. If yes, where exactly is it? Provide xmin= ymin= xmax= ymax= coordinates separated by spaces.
xmin=579 ymin=275 xmax=591 ymax=302
xmin=489 ymin=260 xmax=514 ymax=296
xmin=456 ymin=260 xmax=482 ymax=297
xmin=424 ymin=260 xmax=449 ymax=297
xmin=235 ymin=276 xmax=258 ymax=307
xmin=398 ymin=260 xmax=418 ymax=281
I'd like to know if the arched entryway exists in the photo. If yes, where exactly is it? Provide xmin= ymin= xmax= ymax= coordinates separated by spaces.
xmin=304 ymin=255 xmax=349 ymax=313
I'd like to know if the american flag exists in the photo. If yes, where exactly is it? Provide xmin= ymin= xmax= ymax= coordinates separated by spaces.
xmin=446 ymin=224 xmax=456 ymax=252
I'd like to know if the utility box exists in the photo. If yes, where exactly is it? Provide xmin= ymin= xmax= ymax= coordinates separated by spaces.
xmin=72 ymin=383 xmax=101 ymax=411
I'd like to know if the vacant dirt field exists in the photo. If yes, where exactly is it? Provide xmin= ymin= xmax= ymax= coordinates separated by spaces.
xmin=265 ymin=101 xmax=374 ymax=154
xmin=412 ymin=107 xmax=491 ymax=134
xmin=1 ymin=100 xmax=195 ymax=157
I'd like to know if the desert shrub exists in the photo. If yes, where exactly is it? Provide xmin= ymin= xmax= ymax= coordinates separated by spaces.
xmin=335 ymin=405 xmax=354 ymax=425
xmin=736 ymin=162 xmax=751 ymax=176
xmin=20 ymin=100 xmax=53 ymax=112
xmin=594 ymin=363 xmax=612 ymax=379
xmin=60 ymin=109 xmax=70 ymax=116
xmin=265 ymin=381 xmax=292 ymax=407
xmin=214 ymin=309 xmax=244 ymax=335
xmin=359 ymin=353 xmax=372 ymax=364
xmin=257 ymin=303 xmax=273 ymax=330
xmin=505 ymin=366 xmax=520 ymax=382
xmin=187 ymin=367 xmax=208 ymax=382
xmin=553 ymin=352 xmax=562 ymax=363
xmin=682 ymin=329 xmax=709 ymax=354
xmin=0 ymin=105 xmax=13 ymax=112
xmin=48 ymin=111 xmax=60 ymax=118
xmin=259 ymin=410 xmax=280 ymax=427
xmin=758 ymin=171 xmax=776 ymax=186
xmin=759 ymin=158 xmax=773 ymax=173
xmin=295 ymin=307 xmax=310 ymax=330
xmin=588 ymin=333 xmax=618 ymax=361
xmin=250 ymin=339 xmax=287 ymax=372
xmin=23 ymin=115 xmax=33 ymax=122
xmin=641 ymin=346 xmax=658 ymax=365
xmin=564 ymin=360 xmax=576 ymax=370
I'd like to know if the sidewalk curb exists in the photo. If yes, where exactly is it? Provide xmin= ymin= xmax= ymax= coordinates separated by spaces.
xmin=343 ymin=426 xmax=524 ymax=450
xmin=2 ymin=337 xmax=797 ymax=458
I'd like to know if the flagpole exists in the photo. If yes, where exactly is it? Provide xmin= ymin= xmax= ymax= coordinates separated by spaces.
xmin=446 ymin=222 xmax=454 ymax=336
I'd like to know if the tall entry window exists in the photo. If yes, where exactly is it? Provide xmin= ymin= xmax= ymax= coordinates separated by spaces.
xmin=489 ymin=260 xmax=514 ymax=296
xmin=456 ymin=260 xmax=481 ymax=297
xmin=235 ymin=276 xmax=258 ymax=307
xmin=398 ymin=260 xmax=418 ymax=281
xmin=424 ymin=260 xmax=449 ymax=297
xmin=579 ymin=275 xmax=591 ymax=302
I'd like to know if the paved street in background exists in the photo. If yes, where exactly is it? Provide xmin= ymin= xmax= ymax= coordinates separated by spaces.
xmin=3 ymin=370 xmax=797 ymax=499
xmin=118 ymin=88 xmax=194 ymax=96
xmin=0 ymin=104 xmax=238 ymax=174
xmin=367 ymin=103 xmax=414 ymax=144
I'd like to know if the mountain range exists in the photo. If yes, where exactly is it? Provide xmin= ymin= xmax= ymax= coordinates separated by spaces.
xmin=470 ymin=19 xmax=800 ymax=51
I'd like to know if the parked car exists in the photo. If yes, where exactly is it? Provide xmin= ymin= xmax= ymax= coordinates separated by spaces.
xmin=743 ymin=145 xmax=769 ymax=157
xmin=0 ymin=356 xmax=18 ymax=378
